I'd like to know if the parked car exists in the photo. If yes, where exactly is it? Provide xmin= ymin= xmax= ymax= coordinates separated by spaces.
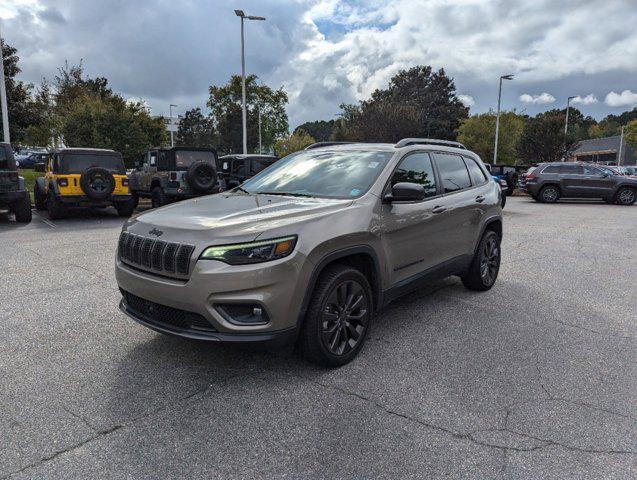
xmin=33 ymin=148 xmax=136 ymax=219
xmin=116 ymin=138 xmax=503 ymax=367
xmin=128 ymin=147 xmax=219 ymax=208
xmin=217 ymin=154 xmax=279 ymax=189
xmin=17 ymin=152 xmax=49 ymax=169
xmin=519 ymin=162 xmax=636 ymax=205
xmin=0 ymin=142 xmax=32 ymax=223
xmin=15 ymin=147 xmax=47 ymax=166
xmin=489 ymin=164 xmax=528 ymax=195
xmin=494 ymin=176 xmax=507 ymax=208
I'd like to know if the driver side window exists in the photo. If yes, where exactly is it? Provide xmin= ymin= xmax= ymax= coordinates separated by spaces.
xmin=149 ymin=152 xmax=157 ymax=167
xmin=390 ymin=153 xmax=437 ymax=198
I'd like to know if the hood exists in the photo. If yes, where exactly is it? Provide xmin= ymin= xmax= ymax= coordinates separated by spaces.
xmin=126 ymin=192 xmax=353 ymax=243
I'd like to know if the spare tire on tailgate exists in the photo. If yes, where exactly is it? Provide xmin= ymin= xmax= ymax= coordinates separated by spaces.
xmin=80 ymin=167 xmax=116 ymax=200
xmin=186 ymin=161 xmax=217 ymax=193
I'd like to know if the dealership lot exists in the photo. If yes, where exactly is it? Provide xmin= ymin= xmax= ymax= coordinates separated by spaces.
xmin=0 ymin=197 xmax=635 ymax=479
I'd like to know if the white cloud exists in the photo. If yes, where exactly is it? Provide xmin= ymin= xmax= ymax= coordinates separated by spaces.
xmin=458 ymin=94 xmax=475 ymax=107
xmin=571 ymin=94 xmax=598 ymax=105
xmin=604 ymin=90 xmax=637 ymax=107
xmin=519 ymin=93 xmax=556 ymax=104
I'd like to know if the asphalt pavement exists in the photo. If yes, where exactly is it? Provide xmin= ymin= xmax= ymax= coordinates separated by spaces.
xmin=0 ymin=196 xmax=635 ymax=479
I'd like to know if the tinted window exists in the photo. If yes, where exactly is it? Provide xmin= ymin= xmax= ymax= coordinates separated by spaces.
xmin=243 ymin=150 xmax=393 ymax=199
xmin=582 ymin=165 xmax=602 ymax=175
xmin=232 ymin=159 xmax=246 ymax=175
xmin=175 ymin=150 xmax=216 ymax=169
xmin=464 ymin=157 xmax=487 ymax=185
xmin=561 ymin=164 xmax=583 ymax=174
xmin=391 ymin=153 xmax=437 ymax=197
xmin=433 ymin=153 xmax=472 ymax=193
xmin=542 ymin=165 xmax=561 ymax=174
xmin=251 ymin=158 xmax=275 ymax=174
xmin=60 ymin=153 xmax=125 ymax=174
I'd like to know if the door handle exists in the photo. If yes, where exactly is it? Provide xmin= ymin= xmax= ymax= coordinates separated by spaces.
xmin=432 ymin=205 xmax=447 ymax=213
xmin=475 ymin=195 xmax=485 ymax=203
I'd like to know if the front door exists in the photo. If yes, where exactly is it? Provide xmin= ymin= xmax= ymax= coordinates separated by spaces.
xmin=379 ymin=152 xmax=444 ymax=286
xmin=579 ymin=165 xmax=616 ymax=198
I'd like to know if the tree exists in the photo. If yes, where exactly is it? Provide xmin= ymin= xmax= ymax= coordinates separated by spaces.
xmin=518 ymin=112 xmax=576 ymax=164
xmin=274 ymin=130 xmax=315 ymax=157
xmin=207 ymin=74 xmax=288 ymax=154
xmin=336 ymin=66 xmax=469 ymax=142
xmin=293 ymin=120 xmax=336 ymax=142
xmin=457 ymin=111 xmax=525 ymax=164
xmin=589 ymin=108 xmax=637 ymax=138
xmin=53 ymin=63 xmax=166 ymax=166
xmin=624 ymin=120 xmax=637 ymax=152
xmin=176 ymin=108 xmax=216 ymax=148
xmin=0 ymin=42 xmax=46 ymax=145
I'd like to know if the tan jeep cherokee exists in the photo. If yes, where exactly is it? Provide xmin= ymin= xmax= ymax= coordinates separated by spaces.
xmin=116 ymin=139 xmax=503 ymax=367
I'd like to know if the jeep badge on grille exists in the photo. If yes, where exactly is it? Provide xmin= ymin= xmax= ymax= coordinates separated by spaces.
xmin=148 ymin=228 xmax=163 ymax=237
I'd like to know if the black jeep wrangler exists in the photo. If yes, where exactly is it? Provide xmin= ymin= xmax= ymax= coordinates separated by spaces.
xmin=217 ymin=154 xmax=279 ymax=189
xmin=0 ymin=142 xmax=32 ymax=223
xmin=128 ymin=147 xmax=219 ymax=208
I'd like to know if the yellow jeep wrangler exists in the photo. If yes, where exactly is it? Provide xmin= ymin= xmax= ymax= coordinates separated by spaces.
xmin=33 ymin=148 xmax=136 ymax=219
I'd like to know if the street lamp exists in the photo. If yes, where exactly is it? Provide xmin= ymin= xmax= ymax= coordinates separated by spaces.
xmin=564 ymin=96 xmax=576 ymax=135
xmin=169 ymin=104 xmax=178 ymax=147
xmin=0 ymin=22 xmax=10 ymax=144
xmin=493 ymin=74 xmax=514 ymax=165
xmin=235 ymin=9 xmax=265 ymax=154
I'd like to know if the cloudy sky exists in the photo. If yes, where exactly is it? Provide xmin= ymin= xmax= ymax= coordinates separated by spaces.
xmin=1 ymin=0 xmax=636 ymax=128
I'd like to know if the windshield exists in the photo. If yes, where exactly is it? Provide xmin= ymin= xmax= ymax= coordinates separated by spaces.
xmin=242 ymin=149 xmax=393 ymax=199
xmin=60 ymin=153 xmax=125 ymax=174
xmin=175 ymin=150 xmax=216 ymax=169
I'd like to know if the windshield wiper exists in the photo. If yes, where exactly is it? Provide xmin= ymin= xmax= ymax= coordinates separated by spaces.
xmin=233 ymin=186 xmax=250 ymax=194
xmin=256 ymin=191 xmax=314 ymax=198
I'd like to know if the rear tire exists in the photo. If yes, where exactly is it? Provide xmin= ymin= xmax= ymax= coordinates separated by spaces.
xmin=34 ymin=184 xmax=46 ymax=210
xmin=462 ymin=230 xmax=501 ymax=291
xmin=47 ymin=191 xmax=65 ymax=220
xmin=151 ymin=187 xmax=167 ymax=208
xmin=12 ymin=192 xmax=32 ymax=223
xmin=114 ymin=197 xmax=136 ymax=217
xmin=299 ymin=265 xmax=373 ymax=368
xmin=539 ymin=185 xmax=560 ymax=203
xmin=615 ymin=187 xmax=635 ymax=206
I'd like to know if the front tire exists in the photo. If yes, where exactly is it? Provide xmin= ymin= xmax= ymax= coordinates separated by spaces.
xmin=539 ymin=185 xmax=560 ymax=203
xmin=462 ymin=230 xmax=501 ymax=291
xmin=12 ymin=192 xmax=32 ymax=223
xmin=299 ymin=265 xmax=373 ymax=367
xmin=615 ymin=187 xmax=635 ymax=206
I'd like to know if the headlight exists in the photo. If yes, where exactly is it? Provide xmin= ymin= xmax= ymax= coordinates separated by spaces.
xmin=200 ymin=236 xmax=297 ymax=265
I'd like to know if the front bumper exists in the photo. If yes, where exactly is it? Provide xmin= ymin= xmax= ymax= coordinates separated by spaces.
xmin=115 ymin=248 xmax=311 ymax=343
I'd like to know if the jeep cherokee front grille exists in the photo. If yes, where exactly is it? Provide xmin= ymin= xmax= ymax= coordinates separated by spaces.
xmin=118 ymin=231 xmax=195 ymax=276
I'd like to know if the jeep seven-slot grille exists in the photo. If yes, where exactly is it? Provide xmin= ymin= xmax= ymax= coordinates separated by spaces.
xmin=118 ymin=231 xmax=195 ymax=276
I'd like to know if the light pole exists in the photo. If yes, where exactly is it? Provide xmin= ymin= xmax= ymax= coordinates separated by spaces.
xmin=493 ymin=74 xmax=514 ymax=165
xmin=564 ymin=96 xmax=576 ymax=134
xmin=257 ymin=103 xmax=262 ymax=154
xmin=0 ymin=22 xmax=10 ymax=144
xmin=169 ymin=104 xmax=177 ymax=147
xmin=235 ymin=9 xmax=265 ymax=154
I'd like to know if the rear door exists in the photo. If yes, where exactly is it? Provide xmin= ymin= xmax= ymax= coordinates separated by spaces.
xmin=379 ymin=152 xmax=444 ymax=285
xmin=430 ymin=152 xmax=480 ymax=261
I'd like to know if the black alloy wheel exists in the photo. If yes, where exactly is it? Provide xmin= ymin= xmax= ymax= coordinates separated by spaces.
xmin=321 ymin=279 xmax=369 ymax=356
xmin=540 ymin=185 xmax=559 ymax=203
xmin=479 ymin=235 xmax=500 ymax=287
xmin=616 ymin=187 xmax=635 ymax=206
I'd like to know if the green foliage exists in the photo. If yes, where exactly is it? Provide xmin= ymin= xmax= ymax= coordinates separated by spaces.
xmin=274 ymin=130 xmax=315 ymax=157
xmin=518 ymin=112 xmax=576 ymax=163
xmin=19 ymin=168 xmax=43 ymax=201
xmin=176 ymin=107 xmax=216 ymax=148
xmin=457 ymin=111 xmax=525 ymax=164
xmin=589 ymin=107 xmax=637 ymax=138
xmin=293 ymin=120 xmax=336 ymax=142
xmin=207 ymin=74 xmax=288 ymax=154
xmin=624 ymin=120 xmax=637 ymax=152
xmin=335 ymin=66 xmax=469 ymax=142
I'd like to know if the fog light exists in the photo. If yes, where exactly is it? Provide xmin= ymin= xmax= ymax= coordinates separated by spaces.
xmin=216 ymin=304 xmax=269 ymax=325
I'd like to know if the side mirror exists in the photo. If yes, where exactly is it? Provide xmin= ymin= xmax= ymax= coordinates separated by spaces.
xmin=602 ymin=172 xmax=610 ymax=177
xmin=384 ymin=182 xmax=426 ymax=203
xmin=34 ymin=163 xmax=46 ymax=173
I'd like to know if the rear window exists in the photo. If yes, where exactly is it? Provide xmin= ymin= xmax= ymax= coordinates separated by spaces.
xmin=433 ymin=152 xmax=472 ymax=193
xmin=59 ymin=153 xmax=125 ymax=174
xmin=175 ymin=150 xmax=216 ymax=169
xmin=542 ymin=165 xmax=561 ymax=174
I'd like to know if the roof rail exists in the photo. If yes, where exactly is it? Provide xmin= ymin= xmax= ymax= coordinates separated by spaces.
xmin=304 ymin=141 xmax=355 ymax=150
xmin=394 ymin=138 xmax=466 ymax=149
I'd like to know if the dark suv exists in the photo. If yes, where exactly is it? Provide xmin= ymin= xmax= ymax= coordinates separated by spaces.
xmin=520 ymin=162 xmax=636 ymax=205
xmin=217 ymin=154 xmax=278 ymax=189
xmin=116 ymin=138 xmax=503 ymax=367
xmin=128 ymin=147 xmax=219 ymax=208
xmin=0 ymin=142 xmax=32 ymax=223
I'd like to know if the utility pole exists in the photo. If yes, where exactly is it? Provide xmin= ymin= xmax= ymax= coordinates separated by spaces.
xmin=258 ymin=104 xmax=262 ymax=154
xmin=564 ymin=96 xmax=576 ymax=134
xmin=169 ymin=104 xmax=177 ymax=147
xmin=0 ymin=22 xmax=10 ymax=144
xmin=235 ymin=10 xmax=265 ymax=154
xmin=617 ymin=125 xmax=624 ymax=166
xmin=493 ymin=74 xmax=514 ymax=165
